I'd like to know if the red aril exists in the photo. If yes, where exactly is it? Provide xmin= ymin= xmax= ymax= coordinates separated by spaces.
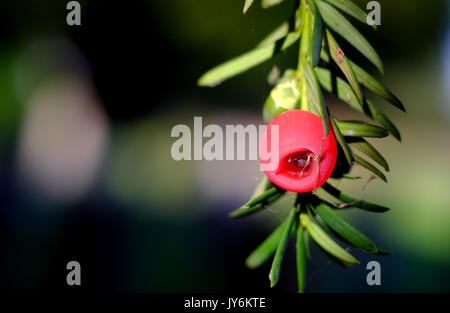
xmin=260 ymin=110 xmax=338 ymax=193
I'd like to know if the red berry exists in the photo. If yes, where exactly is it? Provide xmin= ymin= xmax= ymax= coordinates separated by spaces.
xmin=260 ymin=110 xmax=338 ymax=193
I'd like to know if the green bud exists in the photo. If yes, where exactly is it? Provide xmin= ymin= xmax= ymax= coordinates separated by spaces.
xmin=263 ymin=72 xmax=302 ymax=122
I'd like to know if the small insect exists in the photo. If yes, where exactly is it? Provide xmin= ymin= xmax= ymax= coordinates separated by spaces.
xmin=337 ymin=48 xmax=345 ymax=64
xmin=288 ymin=151 xmax=315 ymax=178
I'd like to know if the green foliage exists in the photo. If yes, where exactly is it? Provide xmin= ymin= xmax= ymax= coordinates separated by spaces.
xmin=325 ymin=29 xmax=364 ymax=105
xmin=246 ymin=219 xmax=289 ymax=269
xmin=330 ymin=114 xmax=353 ymax=165
xmin=230 ymin=187 xmax=286 ymax=218
xmin=270 ymin=208 xmax=297 ymax=287
xmin=243 ymin=0 xmax=255 ymax=14
xmin=262 ymin=0 xmax=285 ymax=9
xmin=199 ymin=0 xmax=405 ymax=292
xmin=311 ymin=1 xmax=324 ymax=67
xmin=321 ymin=183 xmax=390 ymax=212
xmin=315 ymin=203 xmax=378 ymax=253
xmin=198 ymin=33 xmax=299 ymax=87
xmin=336 ymin=120 xmax=389 ymax=138
xmin=317 ymin=0 xmax=384 ymax=72
xmin=302 ymin=60 xmax=329 ymax=135
xmin=322 ymin=0 xmax=377 ymax=29
xmin=348 ymin=138 xmax=389 ymax=171
xmin=301 ymin=213 xmax=360 ymax=264
xmin=352 ymin=153 xmax=387 ymax=182
xmin=296 ymin=221 xmax=307 ymax=293
xmin=350 ymin=61 xmax=405 ymax=112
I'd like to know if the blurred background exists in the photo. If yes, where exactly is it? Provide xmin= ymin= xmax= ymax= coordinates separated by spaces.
xmin=0 ymin=0 xmax=449 ymax=292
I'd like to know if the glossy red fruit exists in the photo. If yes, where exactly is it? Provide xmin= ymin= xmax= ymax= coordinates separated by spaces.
xmin=260 ymin=110 xmax=338 ymax=193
